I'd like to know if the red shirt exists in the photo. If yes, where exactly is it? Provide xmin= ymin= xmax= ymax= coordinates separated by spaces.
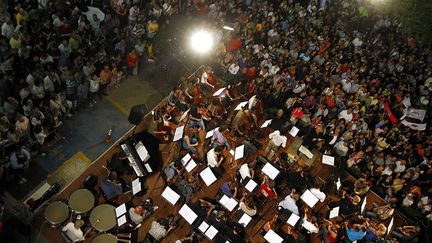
xmin=126 ymin=50 xmax=139 ymax=68
xmin=229 ymin=39 xmax=242 ymax=52
xmin=291 ymin=108 xmax=303 ymax=119
xmin=245 ymin=68 xmax=257 ymax=80
xmin=258 ymin=183 xmax=276 ymax=199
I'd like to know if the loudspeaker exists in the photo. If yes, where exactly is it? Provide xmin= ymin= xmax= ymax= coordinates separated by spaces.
xmin=128 ymin=104 xmax=148 ymax=125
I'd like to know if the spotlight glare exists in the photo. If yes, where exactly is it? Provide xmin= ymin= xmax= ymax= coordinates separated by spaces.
xmin=223 ymin=25 xmax=234 ymax=31
xmin=190 ymin=30 xmax=214 ymax=54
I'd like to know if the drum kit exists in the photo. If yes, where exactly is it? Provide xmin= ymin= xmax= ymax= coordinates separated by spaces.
xmin=44 ymin=188 xmax=118 ymax=241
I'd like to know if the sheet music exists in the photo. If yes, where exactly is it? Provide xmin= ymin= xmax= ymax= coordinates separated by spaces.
xmin=132 ymin=183 xmax=141 ymax=195
xmin=289 ymin=126 xmax=300 ymax=137
xmin=329 ymin=206 xmax=340 ymax=219
xmin=173 ymin=125 xmax=185 ymax=141
xmin=300 ymin=189 xmax=319 ymax=208
xmin=234 ymin=144 xmax=245 ymax=160
xmin=161 ymin=186 xmax=181 ymax=205
xmin=322 ymin=154 xmax=335 ymax=166
xmin=260 ymin=119 xmax=272 ymax=128
xmin=336 ymin=177 xmax=341 ymax=190
xmin=219 ymin=195 xmax=230 ymax=206
xmin=206 ymin=129 xmax=214 ymax=139
xmin=263 ymin=229 xmax=283 ymax=243
xmin=287 ymin=213 xmax=300 ymax=226
xmin=229 ymin=149 xmax=235 ymax=156
xmin=144 ymin=163 xmax=153 ymax=173
xmin=135 ymin=141 xmax=150 ymax=162
xmin=179 ymin=204 xmax=198 ymax=224
xmin=225 ymin=198 xmax=238 ymax=211
xmin=234 ymin=101 xmax=248 ymax=111
xmin=302 ymin=219 xmax=319 ymax=233
xmin=179 ymin=109 xmax=190 ymax=121
xmin=205 ymin=225 xmax=218 ymax=239
xmin=361 ymin=196 xmax=367 ymax=214
xmin=132 ymin=178 xmax=140 ymax=187
xmin=213 ymin=88 xmax=226 ymax=96
xmin=245 ymin=179 xmax=258 ymax=192
xmin=117 ymin=215 xmax=127 ymax=227
xmin=200 ymin=167 xmax=217 ymax=186
xmin=262 ymin=163 xmax=280 ymax=180
xmin=115 ymin=204 xmax=127 ymax=217
xmin=198 ymin=221 xmax=210 ymax=233
xmin=387 ymin=216 xmax=394 ymax=235
xmin=299 ymin=145 xmax=313 ymax=159
xmin=181 ymin=153 xmax=197 ymax=172
xmin=238 ymin=213 xmax=252 ymax=227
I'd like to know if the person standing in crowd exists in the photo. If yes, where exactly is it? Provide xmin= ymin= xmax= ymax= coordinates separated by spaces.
xmin=9 ymin=146 xmax=31 ymax=184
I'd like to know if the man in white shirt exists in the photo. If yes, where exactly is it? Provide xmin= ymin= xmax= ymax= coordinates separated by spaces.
xmin=62 ymin=220 xmax=86 ymax=242
xmin=338 ymin=108 xmax=353 ymax=122
xmin=239 ymin=161 xmax=255 ymax=180
xmin=207 ymin=146 xmax=224 ymax=168
xmin=264 ymin=130 xmax=287 ymax=160
xmin=228 ymin=61 xmax=240 ymax=75
xmin=1 ymin=18 xmax=14 ymax=39
xmin=200 ymin=67 xmax=214 ymax=89
xmin=278 ymin=193 xmax=300 ymax=215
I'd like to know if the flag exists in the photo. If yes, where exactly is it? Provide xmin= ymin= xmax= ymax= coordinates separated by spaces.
xmin=384 ymin=100 xmax=398 ymax=124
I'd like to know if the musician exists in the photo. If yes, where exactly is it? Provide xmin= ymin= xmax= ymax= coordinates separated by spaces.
xmin=199 ymin=66 xmax=215 ymax=90
xmin=62 ymin=219 xmax=91 ymax=242
xmin=207 ymin=146 xmax=225 ymax=177
xmin=163 ymin=161 xmax=182 ymax=184
xmin=128 ymin=205 xmax=158 ymax=225
xmin=211 ymin=126 xmax=230 ymax=149
xmin=264 ymin=129 xmax=287 ymax=160
xmin=182 ymin=128 xmax=198 ymax=154
xmin=100 ymin=170 xmax=123 ymax=201
xmin=238 ymin=161 xmax=256 ymax=181
xmin=167 ymin=87 xmax=182 ymax=107
xmin=207 ymin=98 xmax=225 ymax=120
xmin=109 ymin=151 xmax=131 ymax=176
xmin=220 ymin=181 xmax=238 ymax=198
xmin=188 ymin=105 xmax=206 ymax=130
xmin=231 ymin=108 xmax=256 ymax=136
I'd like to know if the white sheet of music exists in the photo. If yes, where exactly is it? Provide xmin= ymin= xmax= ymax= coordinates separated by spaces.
xmin=173 ymin=125 xmax=185 ymax=141
xmin=132 ymin=183 xmax=141 ymax=195
xmin=225 ymin=198 xmax=238 ymax=211
xmin=161 ymin=186 xmax=181 ymax=205
xmin=200 ymin=167 xmax=217 ymax=186
xmin=287 ymin=213 xmax=300 ymax=226
xmin=238 ymin=213 xmax=252 ymax=227
xmin=387 ymin=216 xmax=394 ymax=235
xmin=115 ymin=204 xmax=127 ymax=217
xmin=260 ymin=119 xmax=272 ymax=128
xmin=144 ymin=163 xmax=153 ymax=173
xmin=301 ymin=189 xmax=319 ymax=208
xmin=264 ymin=229 xmax=283 ymax=243
xmin=361 ymin=196 xmax=367 ymax=214
xmin=245 ymin=179 xmax=258 ymax=192
xmin=329 ymin=206 xmax=340 ymax=219
xmin=198 ymin=221 xmax=209 ymax=233
xmin=179 ymin=109 xmax=190 ymax=121
xmin=262 ymin=162 xmax=280 ymax=180
xmin=302 ymin=219 xmax=319 ymax=233
xmin=205 ymin=225 xmax=218 ymax=239
xmin=132 ymin=178 xmax=140 ymax=187
xmin=179 ymin=204 xmax=198 ymax=224
xmin=322 ymin=154 xmax=335 ymax=166
xmin=135 ymin=141 xmax=150 ymax=162
xmin=117 ymin=214 xmax=127 ymax=227
xmin=181 ymin=153 xmax=197 ymax=172
xmin=213 ymin=88 xmax=226 ymax=96
xmin=289 ymin=126 xmax=300 ymax=137
xmin=206 ymin=129 xmax=214 ymax=139
xmin=219 ymin=195 xmax=230 ymax=206
xmin=234 ymin=144 xmax=245 ymax=160
xmin=234 ymin=101 xmax=248 ymax=111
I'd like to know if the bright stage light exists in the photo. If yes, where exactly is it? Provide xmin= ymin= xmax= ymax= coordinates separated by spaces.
xmin=223 ymin=25 xmax=234 ymax=31
xmin=190 ymin=30 xmax=214 ymax=54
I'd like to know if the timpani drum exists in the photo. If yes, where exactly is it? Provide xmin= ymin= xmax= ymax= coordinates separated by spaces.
xmin=69 ymin=188 xmax=95 ymax=214
xmin=91 ymin=233 xmax=117 ymax=243
xmin=44 ymin=201 xmax=69 ymax=227
xmin=89 ymin=204 xmax=117 ymax=232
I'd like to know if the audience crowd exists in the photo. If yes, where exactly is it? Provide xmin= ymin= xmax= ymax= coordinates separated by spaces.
xmin=0 ymin=0 xmax=178 ymax=184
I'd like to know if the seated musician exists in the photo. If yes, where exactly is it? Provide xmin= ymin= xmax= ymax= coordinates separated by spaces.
xmin=100 ymin=170 xmax=123 ymax=201
xmin=62 ymin=219 xmax=91 ymax=242
xmin=220 ymin=180 xmax=238 ymax=198
xmin=257 ymin=175 xmax=278 ymax=201
xmin=211 ymin=126 xmax=230 ymax=149
xmin=278 ymin=190 xmax=300 ymax=215
xmin=188 ymin=105 xmax=206 ymax=130
xmin=167 ymin=86 xmax=187 ymax=111
xmin=264 ymin=129 xmax=287 ymax=161
xmin=175 ymin=174 xmax=199 ymax=202
xmin=223 ymin=223 xmax=245 ymax=242
xmin=207 ymin=146 xmax=225 ymax=176
xmin=128 ymin=205 xmax=158 ymax=225
xmin=231 ymin=108 xmax=252 ymax=136
xmin=208 ymin=210 xmax=227 ymax=230
xmin=199 ymin=66 xmax=215 ymax=90
xmin=192 ymin=198 xmax=216 ymax=219
xmin=207 ymin=98 xmax=225 ymax=120
xmin=239 ymin=194 xmax=257 ymax=217
xmin=238 ymin=161 xmax=255 ymax=181
xmin=182 ymin=128 xmax=198 ymax=154
xmin=153 ymin=110 xmax=174 ymax=143
xmin=148 ymin=216 xmax=176 ymax=241
xmin=109 ymin=151 xmax=131 ymax=176
xmin=322 ymin=219 xmax=341 ymax=243
xmin=163 ymin=161 xmax=181 ymax=184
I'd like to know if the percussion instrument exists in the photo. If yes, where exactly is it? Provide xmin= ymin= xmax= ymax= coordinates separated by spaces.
xmin=89 ymin=204 xmax=117 ymax=232
xmin=69 ymin=188 xmax=95 ymax=214
xmin=92 ymin=233 xmax=117 ymax=243
xmin=45 ymin=201 xmax=69 ymax=226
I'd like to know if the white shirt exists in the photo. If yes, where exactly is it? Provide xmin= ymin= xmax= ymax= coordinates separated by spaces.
xmin=310 ymin=188 xmax=326 ymax=202
xmin=268 ymin=130 xmax=287 ymax=147
xmin=89 ymin=78 xmax=100 ymax=93
xmin=62 ymin=222 xmax=85 ymax=242
xmin=129 ymin=7 xmax=139 ymax=21
xmin=278 ymin=195 xmax=299 ymax=215
xmin=338 ymin=110 xmax=353 ymax=122
xmin=207 ymin=148 xmax=218 ymax=167
xmin=228 ymin=63 xmax=239 ymax=75
xmin=200 ymin=71 xmax=209 ymax=84
xmin=239 ymin=163 xmax=251 ymax=179
xmin=43 ymin=76 xmax=55 ymax=92
xmin=1 ymin=22 xmax=14 ymax=39
xmin=128 ymin=207 xmax=143 ymax=225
